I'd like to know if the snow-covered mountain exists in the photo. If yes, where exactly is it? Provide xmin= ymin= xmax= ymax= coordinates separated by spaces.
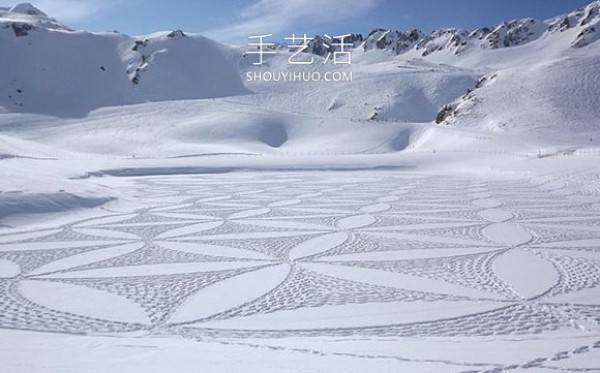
xmin=0 ymin=3 xmax=248 ymax=117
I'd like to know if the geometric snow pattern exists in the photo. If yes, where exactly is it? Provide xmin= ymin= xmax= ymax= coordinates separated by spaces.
xmin=1 ymin=171 xmax=599 ymax=371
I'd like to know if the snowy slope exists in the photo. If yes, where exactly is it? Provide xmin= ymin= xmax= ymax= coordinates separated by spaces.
xmin=0 ymin=99 xmax=419 ymax=157
xmin=0 ymin=4 xmax=248 ymax=117
xmin=434 ymin=55 xmax=600 ymax=138
xmin=232 ymin=54 xmax=478 ymax=123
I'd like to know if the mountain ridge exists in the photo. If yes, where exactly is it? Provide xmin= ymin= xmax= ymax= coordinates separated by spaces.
xmin=301 ymin=0 xmax=600 ymax=58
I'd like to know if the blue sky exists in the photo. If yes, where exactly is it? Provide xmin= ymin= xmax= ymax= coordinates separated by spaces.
xmin=5 ymin=0 xmax=594 ymax=43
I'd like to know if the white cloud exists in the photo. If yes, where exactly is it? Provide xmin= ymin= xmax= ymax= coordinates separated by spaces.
xmin=25 ymin=0 xmax=120 ymax=22
xmin=205 ymin=0 xmax=382 ymax=43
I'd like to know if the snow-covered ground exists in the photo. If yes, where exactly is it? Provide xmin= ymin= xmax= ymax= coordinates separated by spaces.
xmin=1 ymin=1 xmax=600 ymax=372
xmin=2 ymin=169 xmax=600 ymax=372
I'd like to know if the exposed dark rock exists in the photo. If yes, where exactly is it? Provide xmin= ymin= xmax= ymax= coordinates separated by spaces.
xmin=167 ymin=30 xmax=186 ymax=38
xmin=469 ymin=27 xmax=491 ymax=40
xmin=132 ymin=39 xmax=149 ymax=52
xmin=11 ymin=22 xmax=32 ymax=37
xmin=435 ymin=104 xmax=455 ymax=124
xmin=573 ymin=25 xmax=597 ymax=47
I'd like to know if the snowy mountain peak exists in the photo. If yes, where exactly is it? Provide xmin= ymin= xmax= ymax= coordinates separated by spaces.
xmin=8 ymin=2 xmax=46 ymax=16
xmin=0 ymin=2 xmax=70 ymax=31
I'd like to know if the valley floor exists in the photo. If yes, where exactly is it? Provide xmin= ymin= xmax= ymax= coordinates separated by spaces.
xmin=1 ymin=164 xmax=600 ymax=372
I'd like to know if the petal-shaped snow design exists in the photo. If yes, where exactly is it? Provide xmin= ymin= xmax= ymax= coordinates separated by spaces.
xmin=297 ymin=192 xmax=323 ymax=198
xmin=0 ymin=259 xmax=20 ymax=278
xmin=29 ymin=242 xmax=145 ymax=276
xmin=317 ymin=247 xmax=500 ymax=262
xmin=370 ymin=231 xmax=496 ymax=247
xmin=196 ymin=300 xmax=501 ymax=331
xmin=468 ymin=192 xmax=492 ymax=199
xmin=155 ymin=240 xmax=275 ymax=261
xmin=303 ymin=262 xmax=505 ymax=300
xmin=360 ymin=204 xmax=391 ymax=213
xmin=149 ymin=203 xmax=196 ymax=213
xmin=363 ymin=222 xmax=481 ymax=232
xmin=227 ymin=208 xmax=271 ymax=220
xmin=288 ymin=232 xmax=348 ymax=261
xmin=154 ymin=221 xmax=223 ymax=239
xmin=18 ymin=280 xmax=150 ymax=324
xmin=152 ymin=212 xmax=221 ymax=220
xmin=169 ymin=263 xmax=290 ymax=323
xmin=493 ymin=249 xmax=559 ymax=299
xmin=472 ymin=199 xmax=503 ymax=208
xmin=180 ymin=231 xmax=322 ymax=241
xmin=536 ymin=238 xmax=600 ymax=248
xmin=73 ymin=228 xmax=140 ymax=240
xmin=336 ymin=214 xmax=376 ymax=230
xmin=268 ymin=199 xmax=301 ymax=207
xmin=0 ymin=229 xmax=61 ymax=244
xmin=234 ymin=219 xmax=333 ymax=231
xmin=0 ymin=240 xmax=119 ymax=252
xmin=377 ymin=196 xmax=399 ymax=203
xmin=539 ymin=180 xmax=565 ymax=191
xmin=566 ymin=195 xmax=598 ymax=203
xmin=478 ymin=209 xmax=513 ymax=223
xmin=37 ymin=261 xmax=266 ymax=279
xmin=73 ymin=214 xmax=138 ymax=227
xmin=482 ymin=223 xmax=532 ymax=246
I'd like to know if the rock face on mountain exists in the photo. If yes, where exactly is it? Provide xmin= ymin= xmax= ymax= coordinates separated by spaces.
xmin=416 ymin=29 xmax=469 ymax=56
xmin=304 ymin=34 xmax=364 ymax=56
xmin=481 ymin=18 xmax=546 ymax=49
xmin=0 ymin=3 xmax=248 ymax=117
xmin=362 ymin=29 xmax=421 ymax=54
